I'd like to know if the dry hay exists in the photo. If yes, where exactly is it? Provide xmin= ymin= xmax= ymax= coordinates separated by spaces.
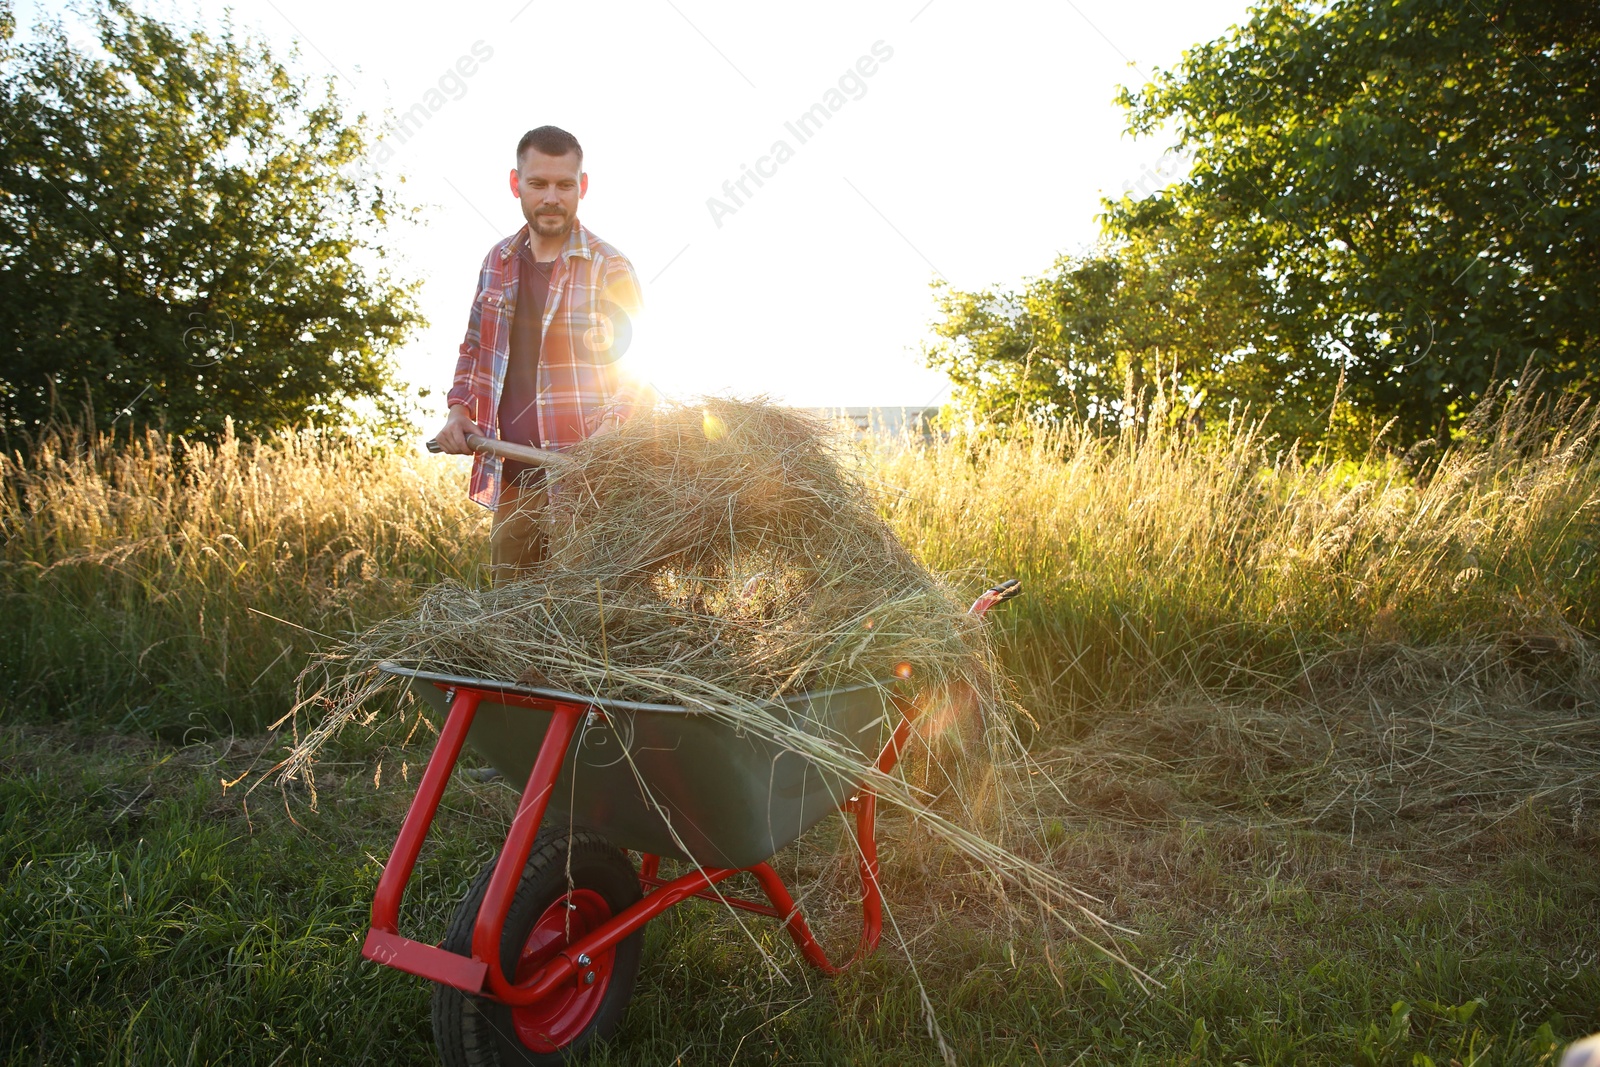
xmin=351 ymin=398 xmax=995 ymax=708
xmin=283 ymin=398 xmax=1135 ymax=999
xmin=1031 ymin=639 xmax=1600 ymax=849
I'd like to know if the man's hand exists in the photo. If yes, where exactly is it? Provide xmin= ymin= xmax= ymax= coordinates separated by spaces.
xmin=434 ymin=404 xmax=482 ymax=455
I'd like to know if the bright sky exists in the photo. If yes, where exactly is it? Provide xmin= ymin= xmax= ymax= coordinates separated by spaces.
xmin=29 ymin=0 xmax=1254 ymax=411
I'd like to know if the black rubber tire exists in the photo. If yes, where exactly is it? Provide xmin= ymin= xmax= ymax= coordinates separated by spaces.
xmin=432 ymin=829 xmax=643 ymax=1066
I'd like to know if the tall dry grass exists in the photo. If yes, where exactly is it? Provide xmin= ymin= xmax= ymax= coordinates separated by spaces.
xmin=879 ymin=393 xmax=1599 ymax=732
xmin=0 ymin=426 xmax=482 ymax=734
xmin=2 ymin=393 xmax=1596 ymax=740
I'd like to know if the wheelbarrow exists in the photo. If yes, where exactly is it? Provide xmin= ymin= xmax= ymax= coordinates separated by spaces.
xmin=362 ymin=578 xmax=1023 ymax=1065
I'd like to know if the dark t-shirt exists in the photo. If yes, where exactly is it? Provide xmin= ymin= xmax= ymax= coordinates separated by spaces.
xmin=498 ymin=248 xmax=557 ymax=484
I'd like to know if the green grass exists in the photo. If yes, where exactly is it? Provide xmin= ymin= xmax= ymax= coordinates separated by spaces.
xmin=2 ymin=717 xmax=1595 ymax=1065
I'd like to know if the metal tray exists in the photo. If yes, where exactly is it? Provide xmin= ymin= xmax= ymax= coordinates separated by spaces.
xmin=382 ymin=665 xmax=892 ymax=869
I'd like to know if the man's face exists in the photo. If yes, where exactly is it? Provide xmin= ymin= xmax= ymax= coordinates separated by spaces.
xmin=509 ymin=150 xmax=586 ymax=238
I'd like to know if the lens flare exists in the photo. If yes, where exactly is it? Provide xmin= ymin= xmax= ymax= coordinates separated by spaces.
xmin=913 ymin=680 xmax=981 ymax=744
xmin=702 ymin=410 xmax=727 ymax=441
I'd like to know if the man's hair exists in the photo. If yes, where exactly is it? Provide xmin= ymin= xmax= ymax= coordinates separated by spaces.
xmin=516 ymin=126 xmax=583 ymax=168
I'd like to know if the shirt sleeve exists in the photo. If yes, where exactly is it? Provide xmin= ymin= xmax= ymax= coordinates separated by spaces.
xmin=593 ymin=254 xmax=646 ymax=427
xmin=603 ymin=253 xmax=644 ymax=321
xmin=446 ymin=252 xmax=495 ymax=414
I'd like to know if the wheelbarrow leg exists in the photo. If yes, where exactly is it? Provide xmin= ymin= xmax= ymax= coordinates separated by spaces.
xmin=743 ymin=786 xmax=885 ymax=976
xmin=851 ymin=791 xmax=884 ymax=958
xmin=474 ymin=702 xmax=587 ymax=1003
xmin=781 ymin=690 xmax=922 ymax=972
xmin=747 ymin=588 xmax=1001 ymax=974
xmin=364 ymin=689 xmax=492 ymax=991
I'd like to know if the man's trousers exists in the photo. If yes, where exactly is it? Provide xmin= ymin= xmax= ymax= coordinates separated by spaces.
xmin=489 ymin=472 xmax=548 ymax=582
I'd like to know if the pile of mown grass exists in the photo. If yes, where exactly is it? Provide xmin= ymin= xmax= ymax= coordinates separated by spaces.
xmin=872 ymin=390 xmax=1600 ymax=856
xmin=302 ymin=399 xmax=992 ymax=707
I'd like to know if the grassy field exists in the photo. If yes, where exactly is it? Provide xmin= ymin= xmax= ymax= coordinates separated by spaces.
xmin=3 ymin=398 xmax=1598 ymax=1064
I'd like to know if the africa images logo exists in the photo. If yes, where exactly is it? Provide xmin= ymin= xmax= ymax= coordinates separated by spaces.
xmin=705 ymin=40 xmax=895 ymax=228
xmin=368 ymin=41 xmax=496 ymax=168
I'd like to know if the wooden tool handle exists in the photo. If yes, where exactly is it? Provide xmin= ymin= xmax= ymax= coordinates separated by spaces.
xmin=426 ymin=433 xmax=576 ymax=469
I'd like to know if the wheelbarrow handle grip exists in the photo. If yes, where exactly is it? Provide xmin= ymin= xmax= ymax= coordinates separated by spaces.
xmin=425 ymin=434 xmax=576 ymax=469
xmin=989 ymin=577 xmax=1022 ymax=601
xmin=968 ymin=578 xmax=1022 ymax=617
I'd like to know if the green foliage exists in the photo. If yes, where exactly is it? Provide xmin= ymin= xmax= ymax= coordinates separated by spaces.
xmin=931 ymin=0 xmax=1600 ymax=444
xmin=0 ymin=1 xmax=423 ymax=440
xmin=928 ymin=216 xmax=1250 ymax=434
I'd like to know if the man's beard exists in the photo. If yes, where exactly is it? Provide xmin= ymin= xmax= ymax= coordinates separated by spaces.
xmin=529 ymin=208 xmax=572 ymax=237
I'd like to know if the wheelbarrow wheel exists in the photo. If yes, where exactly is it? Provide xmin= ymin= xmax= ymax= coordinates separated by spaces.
xmin=433 ymin=828 xmax=644 ymax=1066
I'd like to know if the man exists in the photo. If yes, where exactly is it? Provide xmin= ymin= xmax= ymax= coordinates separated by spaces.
xmin=434 ymin=126 xmax=643 ymax=578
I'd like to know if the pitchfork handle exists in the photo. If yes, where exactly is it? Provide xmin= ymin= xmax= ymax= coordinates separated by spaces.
xmin=425 ymin=434 xmax=575 ymax=469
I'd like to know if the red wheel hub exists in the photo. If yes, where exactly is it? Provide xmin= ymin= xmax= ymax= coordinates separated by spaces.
xmin=509 ymin=889 xmax=616 ymax=1052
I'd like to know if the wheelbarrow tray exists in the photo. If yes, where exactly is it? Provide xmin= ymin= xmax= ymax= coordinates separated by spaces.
xmin=382 ymin=664 xmax=892 ymax=869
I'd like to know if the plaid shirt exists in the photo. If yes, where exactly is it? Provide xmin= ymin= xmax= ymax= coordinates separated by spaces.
xmin=447 ymin=220 xmax=643 ymax=508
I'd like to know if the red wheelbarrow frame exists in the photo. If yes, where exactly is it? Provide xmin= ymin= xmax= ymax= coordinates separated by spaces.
xmin=361 ymin=578 xmax=1021 ymax=1009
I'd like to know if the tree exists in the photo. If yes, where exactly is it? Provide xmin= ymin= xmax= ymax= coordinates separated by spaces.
xmin=928 ymin=197 xmax=1266 ymax=433
xmin=0 ymin=1 xmax=423 ymax=440
xmin=932 ymin=0 xmax=1600 ymax=444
